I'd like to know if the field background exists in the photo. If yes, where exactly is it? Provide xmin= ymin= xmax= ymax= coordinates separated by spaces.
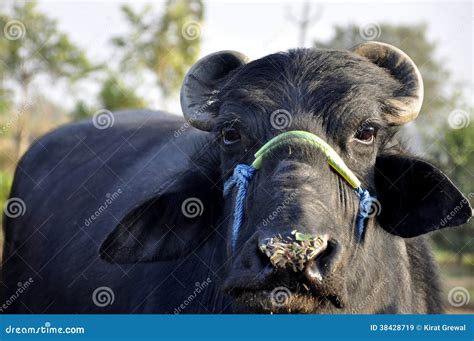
xmin=0 ymin=0 xmax=472 ymax=313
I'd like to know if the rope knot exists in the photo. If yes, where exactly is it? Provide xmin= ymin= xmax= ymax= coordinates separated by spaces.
xmin=223 ymin=164 xmax=256 ymax=251
xmin=355 ymin=187 xmax=375 ymax=239
xmin=224 ymin=164 xmax=256 ymax=196
xmin=234 ymin=164 xmax=256 ymax=181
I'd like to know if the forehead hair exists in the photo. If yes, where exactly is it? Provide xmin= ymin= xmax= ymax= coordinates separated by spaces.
xmin=217 ymin=49 xmax=402 ymax=129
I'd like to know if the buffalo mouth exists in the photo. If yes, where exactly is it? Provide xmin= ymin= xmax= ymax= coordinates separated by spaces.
xmin=224 ymin=267 xmax=346 ymax=313
xmin=228 ymin=287 xmax=344 ymax=314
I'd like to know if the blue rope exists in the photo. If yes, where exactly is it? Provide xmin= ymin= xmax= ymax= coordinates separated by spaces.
xmin=224 ymin=164 xmax=257 ymax=251
xmin=355 ymin=187 xmax=374 ymax=240
xmin=224 ymin=163 xmax=375 ymax=251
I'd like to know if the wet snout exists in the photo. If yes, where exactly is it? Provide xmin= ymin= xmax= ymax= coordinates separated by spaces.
xmin=259 ymin=232 xmax=342 ymax=285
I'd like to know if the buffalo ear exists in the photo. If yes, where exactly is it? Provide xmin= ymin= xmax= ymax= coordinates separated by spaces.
xmin=99 ymin=168 xmax=221 ymax=264
xmin=375 ymin=154 xmax=472 ymax=238
xmin=180 ymin=50 xmax=249 ymax=131
xmin=351 ymin=42 xmax=424 ymax=125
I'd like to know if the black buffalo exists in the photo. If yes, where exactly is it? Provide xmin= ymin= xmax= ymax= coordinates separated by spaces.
xmin=1 ymin=42 xmax=471 ymax=314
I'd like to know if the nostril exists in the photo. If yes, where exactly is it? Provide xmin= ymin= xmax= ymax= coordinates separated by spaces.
xmin=304 ymin=261 xmax=324 ymax=282
xmin=317 ymin=241 xmax=335 ymax=266
xmin=304 ymin=240 xmax=340 ymax=282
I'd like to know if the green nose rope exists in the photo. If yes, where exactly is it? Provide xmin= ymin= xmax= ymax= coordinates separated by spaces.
xmin=223 ymin=130 xmax=375 ymax=252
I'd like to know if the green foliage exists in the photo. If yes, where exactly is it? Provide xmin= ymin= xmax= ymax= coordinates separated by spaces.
xmin=0 ymin=170 xmax=13 ymax=250
xmin=0 ymin=1 xmax=99 ymax=89
xmin=442 ymin=122 xmax=474 ymax=179
xmin=0 ymin=170 xmax=13 ymax=209
xmin=112 ymin=0 xmax=204 ymax=98
xmin=431 ymin=121 xmax=474 ymax=258
xmin=0 ymin=87 xmax=12 ymax=114
xmin=0 ymin=0 xmax=100 ymax=159
xmin=71 ymin=74 xmax=147 ymax=121
xmin=71 ymin=100 xmax=91 ymax=121
xmin=99 ymin=75 xmax=147 ymax=112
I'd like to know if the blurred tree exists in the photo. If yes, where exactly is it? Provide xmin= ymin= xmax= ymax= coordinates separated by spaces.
xmin=0 ymin=1 xmax=99 ymax=159
xmin=99 ymin=75 xmax=147 ymax=112
xmin=111 ymin=0 xmax=204 ymax=101
xmin=0 ymin=170 xmax=13 ymax=209
xmin=0 ymin=94 xmax=68 ymax=171
xmin=71 ymin=100 xmax=92 ymax=121
xmin=0 ymin=87 xmax=12 ymax=114
xmin=314 ymin=24 xmax=457 ymax=132
xmin=71 ymin=74 xmax=147 ymax=121
xmin=431 ymin=120 xmax=474 ymax=264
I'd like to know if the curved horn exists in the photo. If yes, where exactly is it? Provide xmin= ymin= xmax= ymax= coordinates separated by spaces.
xmin=352 ymin=42 xmax=424 ymax=125
xmin=180 ymin=51 xmax=249 ymax=131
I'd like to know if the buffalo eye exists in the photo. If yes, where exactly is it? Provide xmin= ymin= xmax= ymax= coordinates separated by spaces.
xmin=354 ymin=125 xmax=377 ymax=144
xmin=222 ymin=127 xmax=241 ymax=145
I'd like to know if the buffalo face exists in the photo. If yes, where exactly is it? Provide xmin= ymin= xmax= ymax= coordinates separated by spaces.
xmin=179 ymin=43 xmax=471 ymax=313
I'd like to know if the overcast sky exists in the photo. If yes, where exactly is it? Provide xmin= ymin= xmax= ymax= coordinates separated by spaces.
xmin=34 ymin=0 xmax=473 ymax=111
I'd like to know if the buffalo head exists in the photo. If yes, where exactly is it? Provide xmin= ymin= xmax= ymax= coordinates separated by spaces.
xmin=100 ymin=42 xmax=472 ymax=313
